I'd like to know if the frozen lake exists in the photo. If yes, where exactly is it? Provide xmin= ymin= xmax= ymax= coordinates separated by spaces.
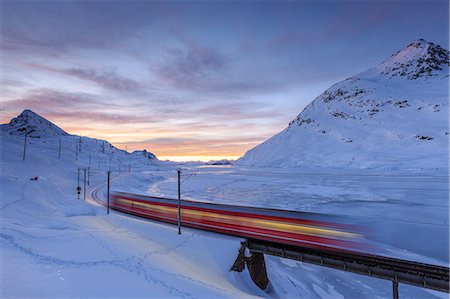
xmin=144 ymin=165 xmax=449 ymax=264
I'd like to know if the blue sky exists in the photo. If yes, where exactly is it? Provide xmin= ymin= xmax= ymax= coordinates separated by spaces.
xmin=1 ymin=0 xmax=448 ymax=159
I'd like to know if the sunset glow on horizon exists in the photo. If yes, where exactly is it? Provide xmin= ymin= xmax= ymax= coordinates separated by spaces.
xmin=157 ymin=156 xmax=242 ymax=163
xmin=1 ymin=1 xmax=447 ymax=160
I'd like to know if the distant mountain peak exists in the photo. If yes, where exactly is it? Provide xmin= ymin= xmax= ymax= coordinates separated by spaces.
xmin=1 ymin=109 xmax=69 ymax=137
xmin=373 ymin=39 xmax=449 ymax=80
xmin=406 ymin=38 xmax=428 ymax=47
xmin=21 ymin=109 xmax=38 ymax=116
xmin=131 ymin=149 xmax=158 ymax=160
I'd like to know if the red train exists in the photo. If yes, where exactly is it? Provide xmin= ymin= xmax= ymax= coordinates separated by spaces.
xmin=110 ymin=191 xmax=366 ymax=252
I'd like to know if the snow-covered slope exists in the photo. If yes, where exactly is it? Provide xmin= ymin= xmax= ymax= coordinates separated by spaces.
xmin=238 ymin=39 xmax=449 ymax=169
xmin=1 ymin=110 xmax=159 ymax=166
xmin=0 ymin=129 xmax=267 ymax=298
xmin=1 ymin=109 xmax=69 ymax=137
xmin=131 ymin=149 xmax=157 ymax=161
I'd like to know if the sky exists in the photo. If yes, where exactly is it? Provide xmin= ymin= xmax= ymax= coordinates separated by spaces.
xmin=1 ymin=0 xmax=448 ymax=161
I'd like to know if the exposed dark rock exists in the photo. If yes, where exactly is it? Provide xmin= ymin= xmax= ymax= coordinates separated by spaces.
xmin=415 ymin=135 xmax=434 ymax=140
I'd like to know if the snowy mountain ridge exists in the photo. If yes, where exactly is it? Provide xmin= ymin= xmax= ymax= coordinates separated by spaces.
xmin=1 ymin=109 xmax=159 ymax=164
xmin=238 ymin=39 xmax=449 ymax=169
xmin=131 ymin=149 xmax=157 ymax=161
xmin=371 ymin=39 xmax=449 ymax=80
xmin=1 ymin=109 xmax=69 ymax=137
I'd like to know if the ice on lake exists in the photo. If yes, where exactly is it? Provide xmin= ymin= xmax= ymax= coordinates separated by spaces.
xmin=143 ymin=165 xmax=449 ymax=264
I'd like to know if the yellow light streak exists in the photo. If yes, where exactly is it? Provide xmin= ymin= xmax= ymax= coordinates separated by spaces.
xmin=117 ymin=199 xmax=360 ymax=239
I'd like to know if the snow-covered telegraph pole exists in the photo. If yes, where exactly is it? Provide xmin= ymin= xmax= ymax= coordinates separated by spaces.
xmin=22 ymin=130 xmax=28 ymax=161
xmin=83 ymin=168 xmax=87 ymax=200
xmin=79 ymin=136 xmax=82 ymax=152
xmin=176 ymin=170 xmax=195 ymax=235
xmin=58 ymin=137 xmax=62 ymax=159
xmin=77 ymin=168 xmax=81 ymax=200
xmin=75 ymin=145 xmax=78 ymax=161
xmin=88 ymin=154 xmax=91 ymax=186
xmin=177 ymin=168 xmax=181 ymax=234
xmin=107 ymin=171 xmax=111 ymax=214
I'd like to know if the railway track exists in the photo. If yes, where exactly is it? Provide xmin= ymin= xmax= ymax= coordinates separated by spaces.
xmin=245 ymin=239 xmax=449 ymax=293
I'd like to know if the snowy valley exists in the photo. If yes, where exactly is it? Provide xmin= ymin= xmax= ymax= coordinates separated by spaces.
xmin=1 ymin=39 xmax=449 ymax=299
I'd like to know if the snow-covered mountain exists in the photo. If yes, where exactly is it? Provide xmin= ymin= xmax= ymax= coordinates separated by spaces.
xmin=205 ymin=159 xmax=234 ymax=165
xmin=238 ymin=39 xmax=449 ymax=169
xmin=1 ymin=109 xmax=159 ymax=166
xmin=131 ymin=149 xmax=157 ymax=161
xmin=1 ymin=109 xmax=69 ymax=137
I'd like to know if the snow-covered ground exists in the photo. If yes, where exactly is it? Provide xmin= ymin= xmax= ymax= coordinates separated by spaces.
xmin=1 ymin=131 xmax=448 ymax=298
xmin=0 ymin=132 xmax=263 ymax=298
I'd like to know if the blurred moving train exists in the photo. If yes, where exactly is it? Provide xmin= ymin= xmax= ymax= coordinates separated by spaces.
xmin=110 ymin=192 xmax=367 ymax=252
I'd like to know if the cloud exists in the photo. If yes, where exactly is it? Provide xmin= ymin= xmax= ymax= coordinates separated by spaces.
xmin=154 ymin=45 xmax=294 ymax=95
xmin=156 ymin=46 xmax=228 ymax=89
xmin=24 ymin=63 xmax=144 ymax=93
xmin=1 ymin=89 xmax=96 ymax=111
xmin=116 ymin=136 xmax=264 ymax=156
xmin=62 ymin=68 xmax=143 ymax=93
xmin=0 ymin=89 xmax=154 ymax=125
xmin=47 ymin=111 xmax=156 ymax=124
xmin=0 ymin=78 xmax=27 ymax=88
xmin=193 ymin=101 xmax=284 ymax=122
xmin=151 ymin=21 xmax=293 ymax=95
xmin=1 ymin=1 xmax=157 ymax=55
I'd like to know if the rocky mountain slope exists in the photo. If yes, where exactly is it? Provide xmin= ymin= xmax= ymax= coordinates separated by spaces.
xmin=238 ymin=39 xmax=449 ymax=169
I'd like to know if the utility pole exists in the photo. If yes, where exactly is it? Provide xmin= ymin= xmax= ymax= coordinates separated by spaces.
xmin=83 ymin=168 xmax=87 ymax=200
xmin=77 ymin=168 xmax=80 ymax=200
xmin=102 ymin=141 xmax=105 ymax=153
xmin=177 ymin=168 xmax=181 ymax=235
xmin=107 ymin=171 xmax=111 ymax=214
xmin=58 ymin=137 xmax=62 ymax=159
xmin=88 ymin=154 xmax=91 ymax=186
xmin=393 ymin=280 xmax=399 ymax=299
xmin=175 ymin=170 xmax=195 ymax=235
xmin=22 ymin=131 xmax=28 ymax=161
xmin=75 ymin=145 xmax=78 ymax=161
xmin=79 ymin=136 xmax=82 ymax=152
